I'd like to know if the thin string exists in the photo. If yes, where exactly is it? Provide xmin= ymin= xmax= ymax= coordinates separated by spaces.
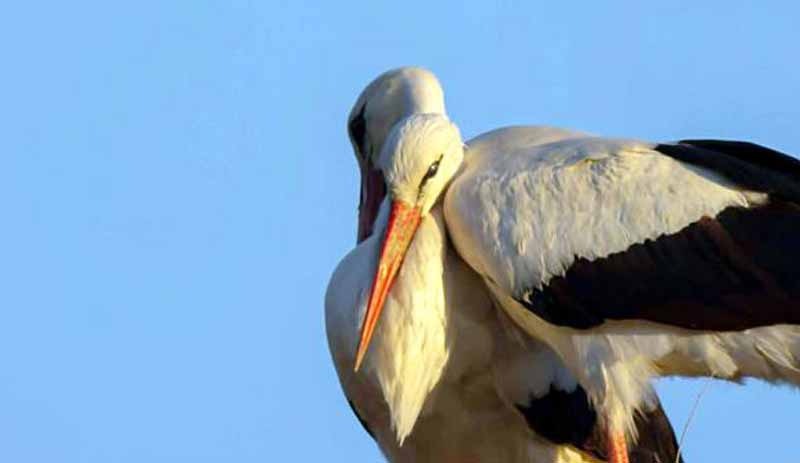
xmin=674 ymin=376 xmax=715 ymax=463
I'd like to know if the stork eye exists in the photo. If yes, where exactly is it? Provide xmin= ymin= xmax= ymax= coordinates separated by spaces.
xmin=420 ymin=154 xmax=444 ymax=187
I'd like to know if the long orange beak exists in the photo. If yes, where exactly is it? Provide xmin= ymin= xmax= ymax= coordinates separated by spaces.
xmin=353 ymin=200 xmax=422 ymax=372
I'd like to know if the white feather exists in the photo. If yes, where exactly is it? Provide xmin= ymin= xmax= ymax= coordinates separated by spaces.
xmin=444 ymin=127 xmax=797 ymax=438
xmin=325 ymin=202 xmax=602 ymax=462
xmin=446 ymin=135 xmax=768 ymax=294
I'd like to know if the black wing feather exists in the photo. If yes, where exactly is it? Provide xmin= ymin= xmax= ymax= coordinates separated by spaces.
xmin=517 ymin=140 xmax=800 ymax=331
xmin=517 ymin=387 xmax=683 ymax=462
xmin=657 ymin=139 xmax=800 ymax=201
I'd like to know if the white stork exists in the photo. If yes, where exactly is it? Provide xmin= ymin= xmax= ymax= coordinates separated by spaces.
xmin=326 ymin=68 xmax=682 ymax=463
xmin=352 ymin=70 xmax=800 ymax=463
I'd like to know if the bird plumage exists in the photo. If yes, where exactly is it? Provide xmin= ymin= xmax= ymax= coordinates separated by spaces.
xmin=444 ymin=128 xmax=800 ymax=436
xmin=327 ymin=67 xmax=686 ymax=462
xmin=326 ymin=203 xmax=602 ymax=462
xmin=326 ymin=199 xmax=681 ymax=462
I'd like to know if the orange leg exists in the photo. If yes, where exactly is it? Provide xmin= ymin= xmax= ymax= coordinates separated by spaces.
xmin=607 ymin=428 xmax=629 ymax=463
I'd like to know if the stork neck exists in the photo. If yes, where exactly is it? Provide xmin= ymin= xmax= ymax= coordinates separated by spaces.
xmin=362 ymin=207 xmax=451 ymax=444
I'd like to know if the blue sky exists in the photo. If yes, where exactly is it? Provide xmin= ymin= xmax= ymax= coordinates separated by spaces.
xmin=2 ymin=1 xmax=800 ymax=462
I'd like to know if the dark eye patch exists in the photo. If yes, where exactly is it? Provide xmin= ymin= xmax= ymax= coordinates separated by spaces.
xmin=419 ymin=154 xmax=444 ymax=188
xmin=348 ymin=105 xmax=368 ymax=159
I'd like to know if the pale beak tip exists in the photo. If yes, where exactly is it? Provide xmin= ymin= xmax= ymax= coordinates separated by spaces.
xmin=353 ymin=348 xmax=366 ymax=373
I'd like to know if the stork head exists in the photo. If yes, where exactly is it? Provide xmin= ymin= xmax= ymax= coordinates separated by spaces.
xmin=348 ymin=67 xmax=446 ymax=242
xmin=378 ymin=114 xmax=464 ymax=215
xmin=354 ymin=113 xmax=464 ymax=371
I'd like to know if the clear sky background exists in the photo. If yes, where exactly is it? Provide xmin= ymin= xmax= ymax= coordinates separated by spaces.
xmin=2 ymin=1 xmax=800 ymax=462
